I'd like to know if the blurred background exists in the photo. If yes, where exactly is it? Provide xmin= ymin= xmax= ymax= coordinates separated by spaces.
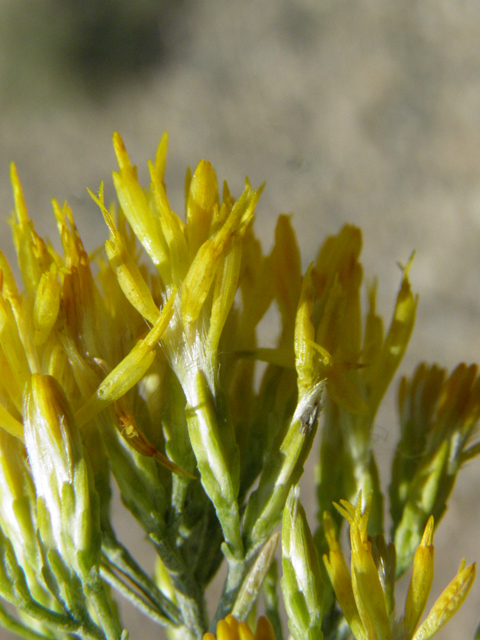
xmin=1 ymin=1 xmax=480 ymax=638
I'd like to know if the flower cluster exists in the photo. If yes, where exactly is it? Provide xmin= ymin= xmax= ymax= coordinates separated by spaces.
xmin=0 ymin=132 xmax=477 ymax=639
xmin=323 ymin=495 xmax=475 ymax=640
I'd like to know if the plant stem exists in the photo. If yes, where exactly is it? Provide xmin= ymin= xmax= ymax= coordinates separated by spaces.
xmin=150 ymin=531 xmax=208 ymax=638
xmin=102 ymin=530 xmax=181 ymax=624
xmin=84 ymin=576 xmax=124 ymax=640
xmin=0 ymin=602 xmax=51 ymax=640
xmin=100 ymin=563 xmax=178 ymax=629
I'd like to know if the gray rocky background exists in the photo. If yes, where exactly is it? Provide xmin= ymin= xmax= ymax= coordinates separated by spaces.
xmin=1 ymin=1 xmax=479 ymax=638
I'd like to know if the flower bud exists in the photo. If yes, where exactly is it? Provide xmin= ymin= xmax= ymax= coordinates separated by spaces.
xmin=232 ymin=532 xmax=279 ymax=621
xmin=0 ymin=431 xmax=35 ymax=560
xmin=24 ymin=374 xmax=100 ymax=573
xmin=281 ymin=486 xmax=324 ymax=640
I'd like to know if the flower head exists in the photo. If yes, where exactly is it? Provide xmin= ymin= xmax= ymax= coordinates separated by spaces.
xmin=323 ymin=494 xmax=475 ymax=640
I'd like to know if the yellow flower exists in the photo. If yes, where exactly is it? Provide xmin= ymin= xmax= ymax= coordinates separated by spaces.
xmin=323 ymin=495 xmax=476 ymax=640
xmin=0 ymin=156 xmax=189 ymax=477
xmin=105 ymin=132 xmax=263 ymax=382
xmin=204 ymin=615 xmax=275 ymax=640
xmin=1 ymin=129 xmax=475 ymax=640
xmin=314 ymin=232 xmax=417 ymax=538
xmin=0 ymin=131 xmax=274 ymax=635
xmin=1 ymin=131 xmax=270 ymax=563
xmin=102 ymin=133 xmax=266 ymax=556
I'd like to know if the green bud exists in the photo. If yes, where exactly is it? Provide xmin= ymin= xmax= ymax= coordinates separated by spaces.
xmin=24 ymin=374 xmax=101 ymax=573
xmin=23 ymin=375 xmax=125 ymax=640
xmin=0 ymin=430 xmax=56 ymax=610
xmin=232 ymin=532 xmax=279 ymax=621
xmin=281 ymin=486 xmax=324 ymax=640
xmin=243 ymin=382 xmax=322 ymax=551
xmin=186 ymin=371 xmax=242 ymax=558
xmin=0 ymin=431 xmax=37 ymax=568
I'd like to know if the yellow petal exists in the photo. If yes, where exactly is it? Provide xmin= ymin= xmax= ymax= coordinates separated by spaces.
xmin=181 ymin=185 xmax=261 ymax=327
xmin=154 ymin=131 xmax=168 ymax=184
xmin=254 ymin=617 xmax=275 ymax=640
xmin=181 ymin=238 xmax=221 ymax=326
xmin=112 ymin=132 xmax=169 ymax=272
xmin=323 ymin=512 xmax=365 ymax=639
xmin=326 ymin=366 xmax=369 ymax=415
xmin=332 ymin=497 xmax=390 ymax=640
xmin=208 ymin=235 xmax=243 ymax=356
xmin=225 ymin=615 xmax=240 ymax=631
xmin=404 ymin=516 xmax=434 ymax=637
xmin=413 ymin=561 xmax=476 ymax=640
xmin=362 ymin=280 xmax=383 ymax=375
xmin=10 ymin=164 xmax=52 ymax=293
xmin=0 ymin=402 xmax=24 ymax=441
xmin=238 ymin=621 xmax=255 ymax=640
xmin=186 ymin=160 xmax=218 ymax=257
xmin=33 ymin=267 xmax=61 ymax=345
xmin=149 ymin=160 xmax=189 ymax=284
xmin=294 ymin=265 xmax=316 ymax=395
xmin=0 ymin=251 xmax=19 ymax=298
xmin=76 ymin=289 xmax=176 ymax=425
xmin=216 ymin=618 xmax=238 ymax=640
xmin=91 ymin=188 xmax=160 ymax=325
xmin=368 ymin=255 xmax=417 ymax=417
xmin=0 ymin=293 xmax=31 ymax=404
xmin=315 ymin=225 xmax=362 ymax=290
xmin=272 ymin=215 xmax=301 ymax=332
xmin=350 ymin=520 xmax=391 ymax=640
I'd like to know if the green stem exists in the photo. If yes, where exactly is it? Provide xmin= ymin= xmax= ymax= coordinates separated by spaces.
xmin=212 ymin=532 xmax=278 ymax=629
xmin=211 ymin=556 xmax=246 ymax=628
xmin=0 ymin=602 xmax=51 ymax=640
xmin=100 ymin=563 xmax=178 ymax=629
xmin=263 ymin=560 xmax=283 ymax=640
xmin=243 ymin=409 xmax=317 ymax=550
xmin=85 ymin=576 xmax=124 ymax=640
xmin=214 ymin=534 xmax=281 ymax=632
xmin=22 ymin=599 xmax=104 ymax=640
xmin=102 ymin=530 xmax=181 ymax=624
xmin=150 ymin=531 xmax=208 ymax=639
xmin=185 ymin=371 xmax=243 ymax=559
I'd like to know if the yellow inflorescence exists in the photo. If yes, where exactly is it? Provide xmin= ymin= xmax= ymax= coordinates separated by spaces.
xmin=0 ymin=132 xmax=264 ymax=471
xmin=323 ymin=495 xmax=476 ymax=640
xmin=0 ymin=131 xmax=476 ymax=640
